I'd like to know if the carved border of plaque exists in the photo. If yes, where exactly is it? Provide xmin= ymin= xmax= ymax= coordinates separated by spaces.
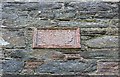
xmin=32 ymin=27 xmax=81 ymax=48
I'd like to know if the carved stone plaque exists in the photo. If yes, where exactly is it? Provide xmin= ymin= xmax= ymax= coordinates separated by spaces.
xmin=33 ymin=27 xmax=80 ymax=48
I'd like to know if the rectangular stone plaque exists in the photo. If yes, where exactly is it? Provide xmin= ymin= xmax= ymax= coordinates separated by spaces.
xmin=33 ymin=27 xmax=80 ymax=48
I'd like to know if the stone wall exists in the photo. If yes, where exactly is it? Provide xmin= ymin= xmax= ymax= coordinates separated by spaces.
xmin=0 ymin=0 xmax=120 ymax=77
xmin=1 ymin=0 xmax=120 ymax=2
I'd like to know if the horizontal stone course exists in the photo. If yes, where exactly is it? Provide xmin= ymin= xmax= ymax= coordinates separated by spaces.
xmin=1 ymin=0 xmax=120 ymax=2
xmin=81 ymin=28 xmax=119 ymax=35
xmin=2 ymin=59 xmax=24 ymax=73
xmin=58 ymin=21 xmax=109 ymax=28
xmin=36 ymin=60 xmax=97 ymax=74
xmin=3 ymin=49 xmax=29 ymax=61
xmin=97 ymin=60 xmax=119 ymax=75
xmin=2 ymin=29 xmax=26 ymax=48
xmin=80 ymin=50 xmax=119 ymax=59
xmin=2 ymin=2 xmax=119 ymax=27
xmin=85 ymin=36 xmax=119 ymax=48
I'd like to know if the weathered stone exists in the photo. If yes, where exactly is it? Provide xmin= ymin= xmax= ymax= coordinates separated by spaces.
xmin=13 ymin=2 xmax=63 ymax=11
xmin=54 ymin=49 xmax=82 ymax=54
xmin=2 ymin=19 xmax=15 ymax=27
xmin=0 ymin=62 xmax=2 ymax=76
xmin=0 ymin=37 xmax=9 ymax=46
xmin=69 ymin=2 xmax=118 ymax=12
xmin=3 ymin=49 xmax=29 ymax=61
xmin=55 ymin=12 xmax=76 ymax=20
xmin=85 ymin=36 xmax=119 ymax=48
xmin=38 ymin=2 xmax=62 ymax=10
xmin=51 ymin=52 xmax=65 ymax=60
xmin=24 ymin=61 xmax=44 ymax=69
xmin=2 ymin=29 xmax=25 ymax=48
xmin=81 ymin=36 xmax=92 ymax=40
xmin=38 ymin=13 xmax=55 ymax=19
xmin=1 ymin=1 xmax=119 ymax=76
xmin=10 ymin=50 xmax=28 ymax=59
xmin=21 ymin=69 xmax=34 ymax=74
xmin=97 ymin=60 xmax=119 ymax=75
xmin=15 ymin=19 xmax=57 ymax=27
xmin=81 ymin=28 xmax=119 ymax=36
xmin=3 ymin=59 xmax=24 ymax=73
xmin=38 ymin=7 xmax=76 ymax=20
xmin=51 ymin=3 xmax=62 ymax=9
xmin=80 ymin=50 xmax=119 ymax=59
xmin=54 ymin=8 xmax=76 ymax=20
xmin=58 ymin=21 xmax=109 ymax=28
xmin=94 ymin=12 xmax=118 ymax=19
xmin=36 ymin=60 xmax=97 ymax=74
xmin=76 ymin=11 xmax=118 ymax=19
xmin=15 ymin=2 xmax=39 ymax=11
xmin=2 ymin=12 xmax=18 ymax=20
xmin=33 ymin=27 xmax=80 ymax=48
xmin=64 ymin=54 xmax=83 ymax=60
xmin=109 ymin=19 xmax=119 ymax=28
xmin=0 ymin=48 xmax=4 ymax=59
xmin=2 ymin=2 xmax=119 ymax=28
xmin=28 ymin=10 xmax=38 ymax=18
xmin=1 ymin=0 xmax=120 ymax=2
xmin=30 ymin=50 xmax=65 ymax=61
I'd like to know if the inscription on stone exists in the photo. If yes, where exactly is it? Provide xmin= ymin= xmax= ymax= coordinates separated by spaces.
xmin=33 ymin=27 xmax=80 ymax=48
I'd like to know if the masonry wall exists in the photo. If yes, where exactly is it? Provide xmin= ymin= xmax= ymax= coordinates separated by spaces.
xmin=0 ymin=0 xmax=120 ymax=77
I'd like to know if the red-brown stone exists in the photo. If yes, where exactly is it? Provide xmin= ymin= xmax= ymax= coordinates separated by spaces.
xmin=97 ymin=61 xmax=119 ymax=75
xmin=33 ymin=27 xmax=81 ymax=48
xmin=25 ymin=61 xmax=44 ymax=69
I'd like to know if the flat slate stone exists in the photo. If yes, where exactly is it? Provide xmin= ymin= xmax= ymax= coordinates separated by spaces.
xmin=36 ymin=60 xmax=97 ymax=74
xmin=0 ymin=37 xmax=9 ymax=46
xmin=97 ymin=60 xmax=119 ymax=75
xmin=85 ymin=36 xmax=119 ymax=48
xmin=3 ymin=60 xmax=24 ymax=73
xmin=33 ymin=27 xmax=81 ymax=48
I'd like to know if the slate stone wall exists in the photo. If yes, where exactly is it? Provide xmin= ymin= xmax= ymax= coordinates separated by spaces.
xmin=0 ymin=0 xmax=119 ymax=77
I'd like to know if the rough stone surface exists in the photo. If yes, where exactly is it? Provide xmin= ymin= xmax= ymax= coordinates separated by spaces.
xmin=2 ymin=59 xmax=24 ymax=73
xmin=36 ymin=60 xmax=97 ymax=74
xmin=2 ymin=29 xmax=25 ymax=48
xmin=64 ymin=54 xmax=82 ymax=60
xmin=80 ymin=50 xmax=119 ymax=59
xmin=81 ymin=28 xmax=119 ymax=36
xmin=85 ymin=36 xmax=119 ymax=48
xmin=1 ymin=2 xmax=118 ymax=28
xmin=1 ymin=0 xmax=120 ymax=2
xmin=0 ymin=1 xmax=119 ymax=76
xmin=58 ymin=21 xmax=109 ymax=28
xmin=97 ymin=60 xmax=119 ymax=75
xmin=30 ymin=50 xmax=65 ymax=61
xmin=0 ymin=37 xmax=9 ymax=46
